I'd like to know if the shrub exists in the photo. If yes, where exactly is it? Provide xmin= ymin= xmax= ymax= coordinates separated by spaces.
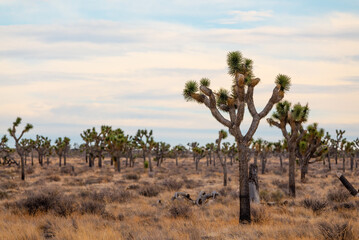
xmin=79 ymin=200 xmax=105 ymax=215
xmin=161 ymin=178 xmax=183 ymax=191
xmin=327 ymin=188 xmax=351 ymax=202
xmin=46 ymin=175 xmax=61 ymax=182
xmin=302 ymin=198 xmax=328 ymax=213
xmin=26 ymin=166 xmax=34 ymax=174
xmin=144 ymin=161 xmax=149 ymax=169
xmin=90 ymin=187 xmax=132 ymax=203
xmin=270 ymin=189 xmax=284 ymax=203
xmin=318 ymin=221 xmax=355 ymax=240
xmin=251 ymin=204 xmax=269 ymax=223
xmin=0 ymin=190 xmax=8 ymax=200
xmin=16 ymin=188 xmax=77 ymax=216
xmin=138 ymin=185 xmax=160 ymax=197
xmin=1 ymin=181 xmax=18 ymax=190
xmin=124 ymin=174 xmax=140 ymax=181
xmin=169 ymin=202 xmax=192 ymax=218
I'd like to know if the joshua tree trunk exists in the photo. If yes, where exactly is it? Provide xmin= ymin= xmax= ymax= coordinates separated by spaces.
xmin=350 ymin=155 xmax=354 ymax=171
xmin=238 ymin=143 xmax=250 ymax=223
xmin=223 ymin=162 xmax=228 ymax=186
xmin=195 ymin=158 xmax=199 ymax=171
xmin=64 ymin=154 xmax=66 ymax=166
xmin=148 ymin=153 xmax=153 ymax=172
xmin=327 ymin=153 xmax=331 ymax=170
xmin=213 ymin=154 xmax=216 ymax=167
xmin=21 ymin=155 xmax=25 ymax=180
xmin=31 ymin=150 xmax=34 ymax=166
xmin=254 ymin=152 xmax=258 ymax=166
xmin=279 ymin=154 xmax=283 ymax=170
xmin=47 ymin=156 xmax=49 ymax=165
xmin=176 ymin=156 xmax=178 ymax=166
xmin=342 ymin=154 xmax=346 ymax=172
xmin=261 ymin=156 xmax=266 ymax=174
xmin=288 ymin=147 xmax=296 ymax=197
xmin=111 ymin=156 xmax=113 ymax=166
xmin=206 ymin=156 xmax=209 ymax=166
xmin=116 ymin=157 xmax=121 ymax=172
xmin=59 ymin=155 xmax=62 ymax=167
xmin=98 ymin=155 xmax=102 ymax=168
xmin=300 ymin=162 xmax=308 ymax=182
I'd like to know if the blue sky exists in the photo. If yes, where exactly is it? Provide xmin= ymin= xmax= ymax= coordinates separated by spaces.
xmin=0 ymin=0 xmax=358 ymax=146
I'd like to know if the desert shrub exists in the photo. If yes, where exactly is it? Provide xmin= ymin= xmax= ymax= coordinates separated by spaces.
xmin=144 ymin=161 xmax=149 ymax=169
xmin=53 ymin=196 xmax=77 ymax=217
xmin=327 ymin=188 xmax=351 ymax=202
xmin=80 ymin=200 xmax=105 ymax=215
xmin=1 ymin=181 xmax=18 ymax=190
xmin=138 ymin=185 xmax=160 ymax=197
xmin=270 ymin=189 xmax=284 ymax=203
xmin=124 ymin=174 xmax=140 ymax=181
xmin=20 ymin=188 xmax=60 ymax=215
xmin=16 ymin=188 xmax=77 ymax=216
xmin=251 ymin=204 xmax=269 ymax=223
xmin=272 ymin=179 xmax=288 ymax=192
xmin=169 ymin=202 xmax=192 ymax=218
xmin=0 ymin=190 xmax=8 ymax=200
xmin=302 ymin=198 xmax=328 ymax=213
xmin=318 ymin=221 xmax=355 ymax=240
xmin=333 ymin=202 xmax=356 ymax=210
xmin=219 ymin=187 xmax=233 ymax=197
xmin=126 ymin=184 xmax=140 ymax=190
xmin=161 ymin=178 xmax=183 ymax=191
xmin=46 ymin=175 xmax=61 ymax=182
xmin=60 ymin=165 xmax=74 ymax=174
xmin=40 ymin=220 xmax=56 ymax=239
xmin=89 ymin=187 xmax=132 ymax=203
xmin=26 ymin=166 xmax=34 ymax=174
xmin=260 ymin=190 xmax=270 ymax=202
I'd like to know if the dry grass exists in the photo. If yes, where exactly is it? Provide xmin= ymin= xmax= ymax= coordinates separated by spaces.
xmin=0 ymin=156 xmax=358 ymax=239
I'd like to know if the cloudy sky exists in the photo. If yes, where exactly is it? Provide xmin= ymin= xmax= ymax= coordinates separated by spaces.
xmin=0 ymin=0 xmax=358 ymax=146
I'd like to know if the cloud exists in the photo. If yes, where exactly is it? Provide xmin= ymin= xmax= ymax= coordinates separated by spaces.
xmin=219 ymin=10 xmax=273 ymax=24
xmin=0 ymin=11 xmax=359 ymax=145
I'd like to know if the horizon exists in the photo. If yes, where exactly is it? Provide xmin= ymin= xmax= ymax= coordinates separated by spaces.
xmin=1 ymin=0 xmax=359 ymax=147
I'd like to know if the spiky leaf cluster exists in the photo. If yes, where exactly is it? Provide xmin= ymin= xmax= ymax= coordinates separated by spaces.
xmin=275 ymin=74 xmax=291 ymax=92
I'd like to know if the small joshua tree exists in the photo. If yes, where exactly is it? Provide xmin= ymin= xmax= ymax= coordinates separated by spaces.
xmin=332 ymin=129 xmax=345 ymax=165
xmin=172 ymin=145 xmax=186 ymax=166
xmin=0 ymin=135 xmax=15 ymax=165
xmin=8 ymin=117 xmax=33 ymax=180
xmin=134 ymin=129 xmax=155 ymax=172
xmin=267 ymin=101 xmax=309 ymax=197
xmin=183 ymin=51 xmax=290 ymax=223
xmin=296 ymin=123 xmax=327 ymax=182
xmin=105 ymin=128 xmax=126 ymax=172
xmin=215 ymin=129 xmax=229 ymax=186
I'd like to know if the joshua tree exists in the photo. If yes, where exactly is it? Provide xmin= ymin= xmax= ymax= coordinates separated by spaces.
xmin=81 ymin=129 xmax=95 ymax=167
xmin=34 ymin=135 xmax=50 ymax=166
xmin=0 ymin=135 xmax=16 ymax=166
xmin=273 ymin=140 xmax=285 ymax=170
xmin=134 ymin=129 xmax=155 ymax=172
xmin=8 ymin=117 xmax=33 ymax=180
xmin=187 ymin=142 xmax=199 ymax=163
xmin=267 ymin=101 xmax=309 ymax=197
xmin=323 ymin=132 xmax=332 ymax=170
xmin=183 ymin=51 xmax=291 ymax=223
xmin=105 ymin=128 xmax=126 ymax=172
xmin=154 ymin=141 xmax=171 ymax=167
xmin=332 ymin=129 xmax=345 ymax=165
xmin=260 ymin=141 xmax=273 ymax=174
xmin=172 ymin=145 xmax=186 ymax=166
xmin=193 ymin=145 xmax=206 ymax=172
xmin=296 ymin=123 xmax=327 ymax=182
xmin=215 ymin=129 xmax=229 ymax=186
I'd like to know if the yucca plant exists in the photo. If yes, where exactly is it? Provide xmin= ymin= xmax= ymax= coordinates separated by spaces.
xmin=7 ymin=117 xmax=33 ymax=180
xmin=134 ymin=129 xmax=155 ymax=172
xmin=183 ymin=51 xmax=291 ymax=223
xmin=267 ymin=101 xmax=309 ymax=196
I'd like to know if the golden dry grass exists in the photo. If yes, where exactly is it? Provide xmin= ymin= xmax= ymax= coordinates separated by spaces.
xmin=0 ymin=156 xmax=358 ymax=240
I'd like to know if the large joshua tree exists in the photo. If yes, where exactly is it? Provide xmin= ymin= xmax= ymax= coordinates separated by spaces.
xmin=8 ymin=117 xmax=33 ymax=180
xmin=183 ymin=51 xmax=291 ymax=223
xmin=267 ymin=101 xmax=309 ymax=197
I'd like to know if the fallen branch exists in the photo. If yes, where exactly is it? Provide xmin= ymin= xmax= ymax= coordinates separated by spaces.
xmin=171 ymin=191 xmax=220 ymax=206
xmin=336 ymin=172 xmax=359 ymax=197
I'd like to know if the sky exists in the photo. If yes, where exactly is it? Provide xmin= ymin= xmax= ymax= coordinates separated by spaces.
xmin=0 ymin=0 xmax=359 ymax=146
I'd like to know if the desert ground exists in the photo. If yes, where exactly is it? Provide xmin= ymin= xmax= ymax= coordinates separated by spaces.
xmin=0 ymin=156 xmax=358 ymax=240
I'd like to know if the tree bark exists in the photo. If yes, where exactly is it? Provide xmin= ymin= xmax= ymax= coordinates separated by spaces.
xmin=21 ymin=155 xmax=25 ymax=180
xmin=116 ymin=156 xmax=121 ymax=172
xmin=288 ymin=147 xmax=296 ymax=197
xmin=98 ymin=155 xmax=102 ymax=168
xmin=176 ymin=156 xmax=178 ymax=166
xmin=342 ymin=155 xmax=345 ymax=172
xmin=64 ymin=154 xmax=67 ymax=166
xmin=327 ymin=153 xmax=331 ymax=170
xmin=148 ymin=153 xmax=153 ymax=172
xmin=59 ymin=156 xmax=62 ymax=167
xmin=238 ymin=142 xmax=250 ymax=223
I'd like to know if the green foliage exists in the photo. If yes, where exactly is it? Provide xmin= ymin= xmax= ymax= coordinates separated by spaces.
xmin=216 ymin=88 xmax=230 ymax=106
xmin=275 ymin=74 xmax=291 ymax=92
xmin=144 ymin=160 xmax=149 ymax=169
xmin=199 ymin=78 xmax=210 ymax=87
xmin=271 ymin=100 xmax=291 ymax=121
xmin=183 ymin=80 xmax=198 ymax=102
xmin=291 ymin=103 xmax=309 ymax=122
xmin=219 ymin=129 xmax=228 ymax=140
xmin=227 ymin=51 xmax=243 ymax=76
